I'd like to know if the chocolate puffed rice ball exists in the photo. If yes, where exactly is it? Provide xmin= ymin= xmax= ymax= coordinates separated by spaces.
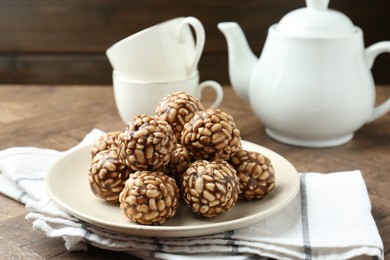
xmin=182 ymin=160 xmax=240 ymax=218
xmin=119 ymin=171 xmax=180 ymax=225
xmin=155 ymin=91 xmax=205 ymax=143
xmin=90 ymin=131 xmax=121 ymax=158
xmin=181 ymin=109 xmax=241 ymax=160
xmin=118 ymin=114 xmax=176 ymax=171
xmin=88 ymin=149 xmax=132 ymax=202
xmin=163 ymin=143 xmax=192 ymax=184
xmin=230 ymin=150 xmax=276 ymax=200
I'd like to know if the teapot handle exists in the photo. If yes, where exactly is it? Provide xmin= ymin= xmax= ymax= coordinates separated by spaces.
xmin=365 ymin=41 xmax=390 ymax=123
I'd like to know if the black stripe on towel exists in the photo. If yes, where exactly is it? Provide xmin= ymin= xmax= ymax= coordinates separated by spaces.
xmin=82 ymin=223 xmax=93 ymax=241
xmin=224 ymin=230 xmax=239 ymax=253
xmin=16 ymin=191 xmax=28 ymax=202
xmin=300 ymin=174 xmax=312 ymax=260
xmin=152 ymin=237 xmax=163 ymax=252
xmin=15 ymin=176 xmax=44 ymax=184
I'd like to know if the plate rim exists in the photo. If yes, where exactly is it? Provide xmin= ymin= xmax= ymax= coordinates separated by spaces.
xmin=45 ymin=140 xmax=300 ymax=237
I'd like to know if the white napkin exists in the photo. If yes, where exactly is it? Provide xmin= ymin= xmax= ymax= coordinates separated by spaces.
xmin=0 ymin=129 xmax=384 ymax=260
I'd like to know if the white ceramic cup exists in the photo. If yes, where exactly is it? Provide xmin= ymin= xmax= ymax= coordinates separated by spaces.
xmin=106 ymin=17 xmax=205 ymax=82
xmin=112 ymin=71 xmax=224 ymax=124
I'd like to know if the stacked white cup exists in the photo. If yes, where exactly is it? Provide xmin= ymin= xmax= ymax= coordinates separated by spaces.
xmin=106 ymin=17 xmax=224 ymax=124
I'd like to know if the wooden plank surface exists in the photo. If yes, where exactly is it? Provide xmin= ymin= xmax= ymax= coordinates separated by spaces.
xmin=0 ymin=0 xmax=389 ymax=85
xmin=0 ymin=85 xmax=389 ymax=258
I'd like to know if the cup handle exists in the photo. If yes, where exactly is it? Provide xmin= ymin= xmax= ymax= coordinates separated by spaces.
xmin=365 ymin=41 xmax=390 ymax=122
xmin=197 ymin=80 xmax=224 ymax=109
xmin=178 ymin=17 xmax=205 ymax=77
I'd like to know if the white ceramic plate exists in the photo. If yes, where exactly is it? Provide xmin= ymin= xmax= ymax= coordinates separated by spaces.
xmin=45 ymin=140 xmax=299 ymax=237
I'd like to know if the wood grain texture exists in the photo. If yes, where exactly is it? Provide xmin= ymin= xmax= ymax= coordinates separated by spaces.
xmin=0 ymin=85 xmax=389 ymax=259
xmin=0 ymin=0 xmax=389 ymax=85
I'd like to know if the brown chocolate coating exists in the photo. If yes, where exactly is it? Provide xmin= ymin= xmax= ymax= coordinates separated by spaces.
xmin=88 ymin=149 xmax=132 ymax=202
xmin=118 ymin=114 xmax=176 ymax=171
xmin=155 ymin=91 xmax=205 ymax=143
xmin=181 ymin=109 xmax=241 ymax=160
xmin=229 ymin=149 xmax=275 ymax=200
xmin=119 ymin=171 xmax=180 ymax=225
xmin=182 ymin=160 xmax=240 ymax=218
xmin=90 ymin=131 xmax=121 ymax=158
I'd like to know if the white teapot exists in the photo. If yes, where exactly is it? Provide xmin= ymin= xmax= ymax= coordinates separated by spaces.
xmin=218 ymin=0 xmax=390 ymax=147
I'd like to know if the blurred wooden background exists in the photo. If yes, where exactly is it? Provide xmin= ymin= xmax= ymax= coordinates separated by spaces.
xmin=0 ymin=0 xmax=389 ymax=85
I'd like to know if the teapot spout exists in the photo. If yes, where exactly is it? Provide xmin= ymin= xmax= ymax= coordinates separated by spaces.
xmin=218 ymin=22 xmax=258 ymax=102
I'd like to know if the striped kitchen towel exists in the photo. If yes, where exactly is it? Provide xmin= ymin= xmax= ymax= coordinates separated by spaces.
xmin=0 ymin=129 xmax=384 ymax=259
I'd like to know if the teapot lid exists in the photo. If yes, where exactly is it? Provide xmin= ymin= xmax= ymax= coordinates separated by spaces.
xmin=276 ymin=0 xmax=356 ymax=36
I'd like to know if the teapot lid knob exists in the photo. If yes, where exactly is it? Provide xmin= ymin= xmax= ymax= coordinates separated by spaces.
xmin=305 ymin=0 xmax=329 ymax=11
xmin=276 ymin=0 xmax=355 ymax=36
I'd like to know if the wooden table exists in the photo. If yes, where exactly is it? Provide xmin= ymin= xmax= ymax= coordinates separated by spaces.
xmin=0 ymin=85 xmax=389 ymax=259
